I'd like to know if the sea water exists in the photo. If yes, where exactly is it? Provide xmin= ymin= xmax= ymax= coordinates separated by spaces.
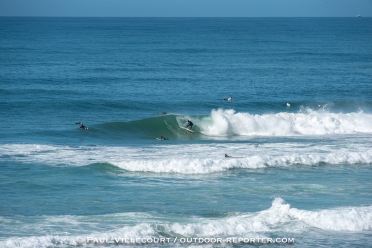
xmin=1 ymin=17 xmax=372 ymax=247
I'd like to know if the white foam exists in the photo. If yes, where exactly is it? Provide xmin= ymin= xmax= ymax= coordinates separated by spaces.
xmin=2 ymin=199 xmax=371 ymax=247
xmin=197 ymin=109 xmax=372 ymax=137
xmin=271 ymin=198 xmax=372 ymax=232
xmin=165 ymin=198 xmax=372 ymax=237
xmin=289 ymin=204 xmax=372 ymax=231
xmin=1 ymin=142 xmax=372 ymax=174
xmin=1 ymin=223 xmax=156 ymax=248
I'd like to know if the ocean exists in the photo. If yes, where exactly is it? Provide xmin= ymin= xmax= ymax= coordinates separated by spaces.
xmin=1 ymin=17 xmax=372 ymax=247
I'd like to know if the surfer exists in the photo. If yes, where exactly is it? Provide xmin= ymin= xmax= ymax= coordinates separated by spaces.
xmin=158 ymin=136 xmax=168 ymax=140
xmin=223 ymin=96 xmax=233 ymax=102
xmin=186 ymin=120 xmax=193 ymax=130
xmin=161 ymin=111 xmax=167 ymax=115
xmin=76 ymin=122 xmax=87 ymax=129
xmin=225 ymin=154 xmax=243 ymax=158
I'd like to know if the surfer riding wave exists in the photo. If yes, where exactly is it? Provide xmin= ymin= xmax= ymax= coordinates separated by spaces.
xmin=186 ymin=120 xmax=193 ymax=130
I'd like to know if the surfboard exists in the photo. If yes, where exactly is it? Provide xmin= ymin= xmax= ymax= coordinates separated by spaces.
xmin=181 ymin=127 xmax=194 ymax=133
xmin=156 ymin=138 xmax=169 ymax=140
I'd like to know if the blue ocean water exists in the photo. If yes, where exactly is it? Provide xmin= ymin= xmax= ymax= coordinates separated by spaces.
xmin=1 ymin=17 xmax=372 ymax=247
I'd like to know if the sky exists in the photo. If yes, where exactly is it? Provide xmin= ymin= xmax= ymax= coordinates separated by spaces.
xmin=0 ymin=0 xmax=371 ymax=17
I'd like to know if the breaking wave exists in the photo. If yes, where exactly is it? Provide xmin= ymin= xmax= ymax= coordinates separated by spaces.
xmin=1 ymin=198 xmax=371 ymax=247
xmin=86 ymin=108 xmax=372 ymax=140
xmin=197 ymin=108 xmax=372 ymax=137
xmin=1 ymin=142 xmax=372 ymax=174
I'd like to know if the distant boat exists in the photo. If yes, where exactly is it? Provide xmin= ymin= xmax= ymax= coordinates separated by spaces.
xmin=356 ymin=14 xmax=361 ymax=17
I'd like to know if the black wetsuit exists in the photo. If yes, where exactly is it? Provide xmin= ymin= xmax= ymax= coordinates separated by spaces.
xmin=186 ymin=120 xmax=193 ymax=129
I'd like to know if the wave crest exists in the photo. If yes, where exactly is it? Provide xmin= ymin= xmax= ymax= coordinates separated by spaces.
xmin=197 ymin=108 xmax=372 ymax=137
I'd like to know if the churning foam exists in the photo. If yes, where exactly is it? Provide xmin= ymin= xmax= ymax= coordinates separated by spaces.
xmin=1 ymin=142 xmax=372 ymax=174
xmin=1 ymin=198 xmax=371 ymax=247
xmin=197 ymin=109 xmax=372 ymax=136
xmin=167 ymin=198 xmax=372 ymax=236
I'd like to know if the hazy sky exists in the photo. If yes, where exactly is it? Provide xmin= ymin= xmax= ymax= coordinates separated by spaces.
xmin=0 ymin=0 xmax=371 ymax=17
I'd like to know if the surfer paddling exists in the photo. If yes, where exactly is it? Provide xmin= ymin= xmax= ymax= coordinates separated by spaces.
xmin=223 ymin=96 xmax=233 ymax=102
xmin=75 ymin=121 xmax=87 ymax=129
xmin=158 ymin=136 xmax=169 ymax=140
xmin=225 ymin=154 xmax=243 ymax=158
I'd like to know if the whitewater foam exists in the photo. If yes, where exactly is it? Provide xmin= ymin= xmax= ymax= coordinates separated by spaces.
xmin=198 ymin=109 xmax=372 ymax=137
xmin=1 ymin=142 xmax=372 ymax=174
xmin=1 ymin=198 xmax=371 ymax=248
xmin=168 ymin=198 xmax=372 ymax=236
